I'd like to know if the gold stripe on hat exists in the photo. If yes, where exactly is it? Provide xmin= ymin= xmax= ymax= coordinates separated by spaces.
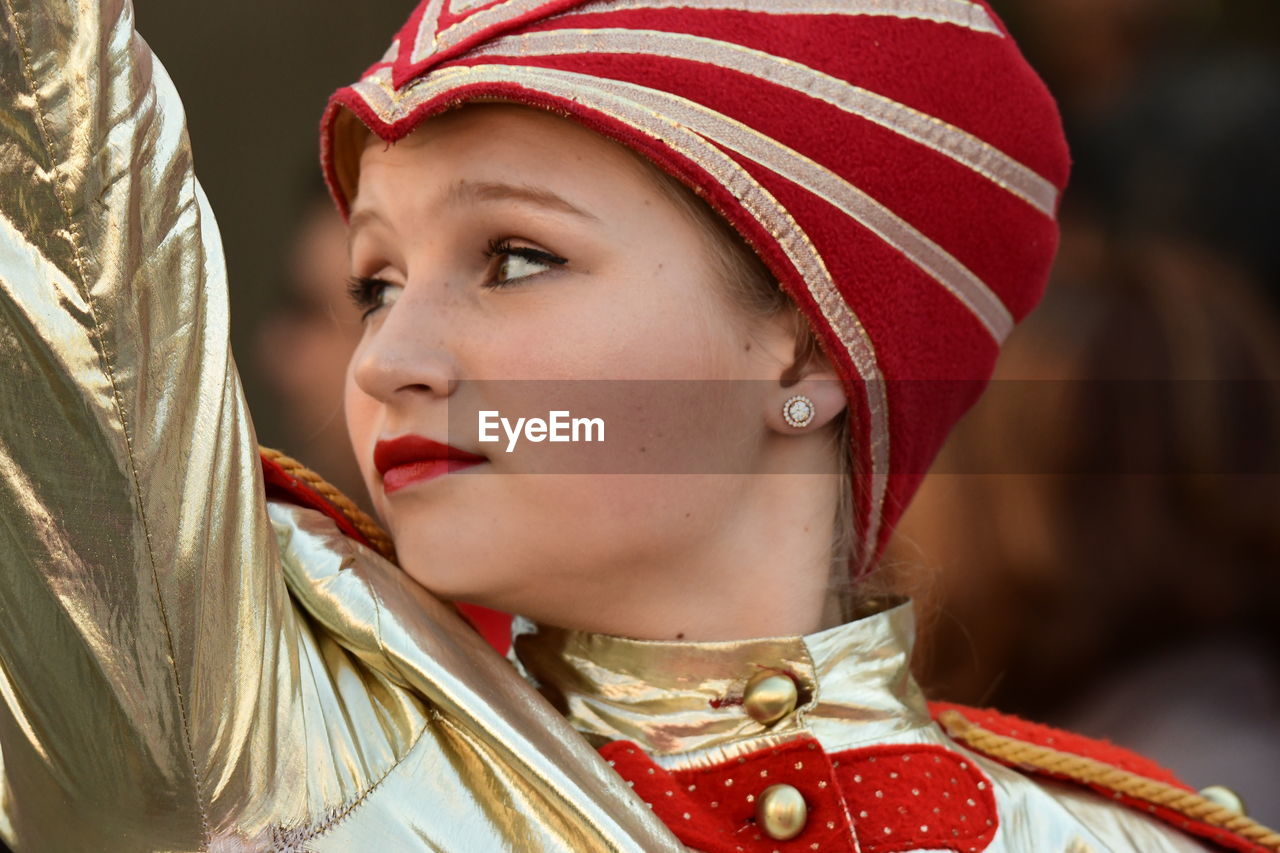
xmin=411 ymin=0 xmax=445 ymax=62
xmin=344 ymin=62 xmax=891 ymax=569
xmin=510 ymin=67 xmax=1015 ymax=340
xmin=413 ymin=0 xmax=1003 ymax=69
xmin=451 ymin=0 xmax=500 ymax=12
xmin=347 ymin=67 xmax=411 ymax=123
xmin=412 ymin=0 xmax=568 ymax=64
xmin=554 ymin=0 xmax=1002 ymax=35
xmin=472 ymin=28 xmax=1057 ymax=216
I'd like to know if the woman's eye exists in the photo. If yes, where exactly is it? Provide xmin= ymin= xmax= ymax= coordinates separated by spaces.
xmin=496 ymin=253 xmax=550 ymax=284
xmin=347 ymin=276 xmax=402 ymax=319
xmin=487 ymin=240 xmax=567 ymax=287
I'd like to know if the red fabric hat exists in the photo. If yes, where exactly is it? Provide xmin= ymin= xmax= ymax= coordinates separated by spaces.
xmin=321 ymin=0 xmax=1070 ymax=574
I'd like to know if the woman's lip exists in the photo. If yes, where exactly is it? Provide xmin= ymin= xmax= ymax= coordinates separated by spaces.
xmin=381 ymin=458 xmax=483 ymax=494
xmin=374 ymin=434 xmax=487 ymax=475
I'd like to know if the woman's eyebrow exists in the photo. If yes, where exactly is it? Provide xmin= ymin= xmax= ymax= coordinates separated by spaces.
xmin=346 ymin=206 xmax=392 ymax=261
xmin=348 ymin=206 xmax=389 ymax=237
xmin=448 ymin=179 xmax=600 ymax=221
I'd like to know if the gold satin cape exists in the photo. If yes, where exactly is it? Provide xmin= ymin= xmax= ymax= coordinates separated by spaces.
xmin=0 ymin=1 xmax=682 ymax=849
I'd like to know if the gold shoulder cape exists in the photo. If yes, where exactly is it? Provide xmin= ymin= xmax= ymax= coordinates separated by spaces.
xmin=0 ymin=1 xmax=679 ymax=849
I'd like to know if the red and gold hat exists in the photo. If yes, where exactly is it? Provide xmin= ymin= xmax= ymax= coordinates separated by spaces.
xmin=321 ymin=0 xmax=1070 ymax=573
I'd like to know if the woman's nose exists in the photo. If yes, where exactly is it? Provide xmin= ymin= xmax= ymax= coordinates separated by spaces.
xmin=350 ymin=293 xmax=457 ymax=404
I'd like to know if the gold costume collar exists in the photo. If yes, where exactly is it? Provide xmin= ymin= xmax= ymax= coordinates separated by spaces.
xmin=515 ymin=599 xmax=933 ymax=770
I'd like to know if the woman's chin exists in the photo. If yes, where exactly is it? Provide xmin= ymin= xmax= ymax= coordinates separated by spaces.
xmin=398 ymin=557 xmax=508 ymax=606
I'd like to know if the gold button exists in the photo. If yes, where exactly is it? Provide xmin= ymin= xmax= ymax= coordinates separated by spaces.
xmin=1199 ymin=785 xmax=1247 ymax=816
xmin=743 ymin=671 xmax=798 ymax=725
xmin=757 ymin=783 xmax=807 ymax=840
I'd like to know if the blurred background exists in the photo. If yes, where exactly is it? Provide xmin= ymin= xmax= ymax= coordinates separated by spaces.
xmin=131 ymin=0 xmax=1279 ymax=824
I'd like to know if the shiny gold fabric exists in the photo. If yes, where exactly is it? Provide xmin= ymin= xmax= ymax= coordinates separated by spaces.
xmin=517 ymin=602 xmax=1217 ymax=852
xmin=0 ymin=2 xmax=681 ymax=849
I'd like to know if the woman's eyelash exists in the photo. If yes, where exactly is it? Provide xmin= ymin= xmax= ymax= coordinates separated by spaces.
xmin=347 ymin=242 xmax=565 ymax=314
xmin=347 ymin=276 xmax=390 ymax=316
xmin=484 ymin=239 xmax=568 ymax=267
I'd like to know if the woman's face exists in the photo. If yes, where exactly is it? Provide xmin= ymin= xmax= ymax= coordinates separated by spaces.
xmin=345 ymin=104 xmax=815 ymax=628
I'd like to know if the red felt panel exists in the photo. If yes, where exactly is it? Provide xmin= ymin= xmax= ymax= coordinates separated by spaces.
xmin=599 ymin=738 xmax=1003 ymax=853
xmin=601 ymin=738 xmax=855 ymax=852
xmin=541 ymin=4 xmax=1069 ymax=183
xmin=830 ymin=744 xmax=998 ymax=853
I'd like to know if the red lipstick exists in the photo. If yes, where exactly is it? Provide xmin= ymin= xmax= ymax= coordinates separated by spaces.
xmin=374 ymin=435 xmax=486 ymax=494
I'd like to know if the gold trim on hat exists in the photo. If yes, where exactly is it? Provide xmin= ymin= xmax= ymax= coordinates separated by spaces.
xmin=515 ymin=67 xmax=1016 ymax=340
xmin=411 ymin=0 xmax=564 ymax=64
xmin=471 ymin=28 xmax=1057 ymax=216
xmin=411 ymin=0 xmax=1003 ymax=70
xmin=553 ymin=0 xmax=1002 ymax=37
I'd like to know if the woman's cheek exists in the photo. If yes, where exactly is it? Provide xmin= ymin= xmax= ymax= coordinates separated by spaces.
xmin=344 ymin=371 xmax=381 ymax=489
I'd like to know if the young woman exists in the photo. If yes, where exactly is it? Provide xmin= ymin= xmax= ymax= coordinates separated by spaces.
xmin=0 ymin=0 xmax=1274 ymax=851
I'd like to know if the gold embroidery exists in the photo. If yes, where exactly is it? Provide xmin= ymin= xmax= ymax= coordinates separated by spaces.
xmin=411 ymin=0 xmax=446 ymax=63
xmin=412 ymin=0 xmax=574 ymax=64
xmin=470 ymin=28 xmax=1057 ymax=216
xmin=450 ymin=0 xmax=502 ymax=13
xmin=407 ymin=0 xmax=1003 ymax=71
xmin=550 ymin=0 xmax=1002 ymax=36
xmin=347 ymin=66 xmax=411 ymax=123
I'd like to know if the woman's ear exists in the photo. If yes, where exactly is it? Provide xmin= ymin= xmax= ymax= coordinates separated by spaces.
xmin=756 ymin=313 xmax=848 ymax=435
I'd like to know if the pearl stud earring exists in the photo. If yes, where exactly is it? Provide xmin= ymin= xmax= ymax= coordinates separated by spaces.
xmin=782 ymin=395 xmax=816 ymax=428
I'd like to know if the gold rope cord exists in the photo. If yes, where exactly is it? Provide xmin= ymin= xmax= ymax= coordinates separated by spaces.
xmin=938 ymin=710 xmax=1280 ymax=851
xmin=260 ymin=446 xmax=397 ymax=563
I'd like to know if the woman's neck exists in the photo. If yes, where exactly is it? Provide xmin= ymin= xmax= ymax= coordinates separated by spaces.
xmin=530 ymin=471 xmax=843 ymax=642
